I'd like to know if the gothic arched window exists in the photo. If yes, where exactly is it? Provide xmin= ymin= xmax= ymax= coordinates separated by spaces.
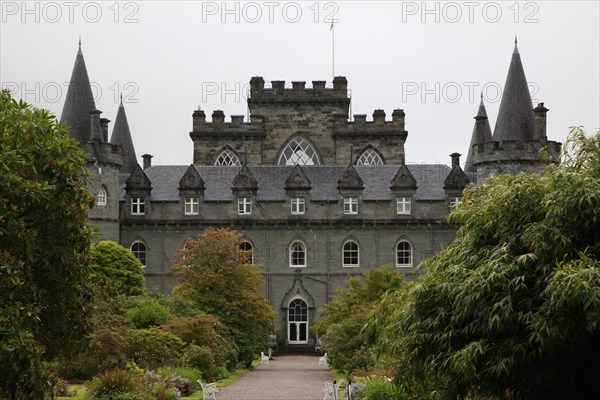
xmin=342 ymin=240 xmax=359 ymax=267
xmin=130 ymin=241 xmax=147 ymax=267
xmin=96 ymin=186 xmax=107 ymax=206
xmin=240 ymin=241 xmax=254 ymax=264
xmin=215 ymin=148 xmax=241 ymax=166
xmin=289 ymin=241 xmax=306 ymax=267
xmin=396 ymin=240 xmax=412 ymax=268
xmin=278 ymin=137 xmax=321 ymax=166
xmin=356 ymin=148 xmax=384 ymax=165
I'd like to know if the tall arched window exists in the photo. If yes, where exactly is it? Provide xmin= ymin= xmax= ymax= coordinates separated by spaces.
xmin=96 ymin=186 xmax=107 ymax=206
xmin=240 ymin=241 xmax=254 ymax=264
xmin=278 ymin=137 xmax=320 ymax=166
xmin=214 ymin=148 xmax=241 ymax=166
xmin=342 ymin=240 xmax=359 ymax=267
xmin=396 ymin=240 xmax=412 ymax=268
xmin=289 ymin=241 xmax=306 ymax=267
xmin=130 ymin=241 xmax=147 ymax=267
xmin=356 ymin=148 xmax=384 ymax=165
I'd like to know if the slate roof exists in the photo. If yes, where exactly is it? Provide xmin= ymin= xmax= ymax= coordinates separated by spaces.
xmin=121 ymin=164 xmax=451 ymax=202
xmin=492 ymin=41 xmax=535 ymax=142
xmin=110 ymin=98 xmax=137 ymax=174
xmin=60 ymin=42 xmax=97 ymax=143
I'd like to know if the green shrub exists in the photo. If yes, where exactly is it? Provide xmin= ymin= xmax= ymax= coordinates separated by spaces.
xmin=161 ymin=314 xmax=238 ymax=370
xmin=216 ymin=366 xmax=230 ymax=380
xmin=167 ymin=293 xmax=203 ymax=317
xmin=359 ymin=377 xmax=408 ymax=400
xmin=85 ymin=369 xmax=140 ymax=398
xmin=122 ymin=328 xmax=185 ymax=370
xmin=91 ymin=241 xmax=146 ymax=296
xmin=158 ymin=367 xmax=202 ymax=396
xmin=126 ymin=296 xmax=173 ymax=329
xmin=184 ymin=345 xmax=216 ymax=381
xmin=161 ymin=314 xmax=216 ymax=345
xmin=66 ymin=328 xmax=128 ymax=379
xmin=139 ymin=371 xmax=180 ymax=400
xmin=235 ymin=332 xmax=258 ymax=368
xmin=158 ymin=366 xmax=202 ymax=381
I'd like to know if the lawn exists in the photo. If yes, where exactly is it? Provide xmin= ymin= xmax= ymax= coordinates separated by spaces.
xmin=57 ymin=360 xmax=261 ymax=400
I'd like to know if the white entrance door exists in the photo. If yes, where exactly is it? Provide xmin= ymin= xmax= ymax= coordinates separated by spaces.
xmin=288 ymin=299 xmax=308 ymax=344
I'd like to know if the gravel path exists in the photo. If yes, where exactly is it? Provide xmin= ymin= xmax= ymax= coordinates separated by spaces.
xmin=215 ymin=355 xmax=333 ymax=400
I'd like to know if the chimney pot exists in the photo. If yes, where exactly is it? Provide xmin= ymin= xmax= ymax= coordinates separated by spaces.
xmin=142 ymin=154 xmax=153 ymax=169
xmin=450 ymin=152 xmax=461 ymax=169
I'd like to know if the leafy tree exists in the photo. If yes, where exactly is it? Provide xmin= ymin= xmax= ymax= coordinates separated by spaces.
xmin=125 ymin=295 xmax=172 ymax=328
xmin=313 ymin=266 xmax=407 ymax=374
xmin=0 ymin=90 xmax=95 ymax=398
xmin=391 ymin=127 xmax=600 ymax=399
xmin=171 ymin=228 xmax=276 ymax=367
xmin=91 ymin=240 xmax=146 ymax=296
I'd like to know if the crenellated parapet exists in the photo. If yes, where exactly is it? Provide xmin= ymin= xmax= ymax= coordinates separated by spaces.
xmin=190 ymin=109 xmax=266 ymax=140
xmin=474 ymin=139 xmax=561 ymax=162
xmin=248 ymin=76 xmax=350 ymax=106
xmin=334 ymin=109 xmax=407 ymax=139
xmin=473 ymin=138 xmax=561 ymax=182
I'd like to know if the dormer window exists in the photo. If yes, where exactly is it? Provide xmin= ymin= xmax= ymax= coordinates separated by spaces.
xmin=291 ymin=197 xmax=305 ymax=215
xmin=131 ymin=198 xmax=145 ymax=215
xmin=450 ymin=196 xmax=462 ymax=207
xmin=397 ymin=197 xmax=411 ymax=214
xmin=343 ymin=197 xmax=358 ymax=215
xmin=238 ymin=197 xmax=252 ymax=215
xmin=185 ymin=197 xmax=199 ymax=215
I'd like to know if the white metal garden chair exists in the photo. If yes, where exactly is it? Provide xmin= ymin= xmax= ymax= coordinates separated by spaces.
xmin=319 ymin=352 xmax=328 ymax=366
xmin=261 ymin=351 xmax=269 ymax=364
xmin=197 ymin=379 xmax=217 ymax=400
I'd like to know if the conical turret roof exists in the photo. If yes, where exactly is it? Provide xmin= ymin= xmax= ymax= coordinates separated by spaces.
xmin=60 ymin=40 xmax=97 ymax=143
xmin=492 ymin=40 xmax=535 ymax=142
xmin=110 ymin=96 xmax=137 ymax=174
xmin=464 ymin=95 xmax=492 ymax=174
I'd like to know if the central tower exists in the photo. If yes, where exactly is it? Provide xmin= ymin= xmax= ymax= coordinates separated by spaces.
xmin=190 ymin=77 xmax=408 ymax=167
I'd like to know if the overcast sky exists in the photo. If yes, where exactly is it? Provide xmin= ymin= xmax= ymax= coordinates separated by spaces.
xmin=2 ymin=1 xmax=599 ymax=167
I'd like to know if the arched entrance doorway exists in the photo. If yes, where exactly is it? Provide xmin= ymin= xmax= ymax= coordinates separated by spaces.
xmin=288 ymin=298 xmax=308 ymax=344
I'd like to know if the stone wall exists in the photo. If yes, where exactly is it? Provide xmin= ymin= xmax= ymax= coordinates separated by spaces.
xmin=119 ymin=198 xmax=456 ymax=332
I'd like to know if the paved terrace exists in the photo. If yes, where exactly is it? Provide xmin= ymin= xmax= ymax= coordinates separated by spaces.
xmin=216 ymin=355 xmax=333 ymax=400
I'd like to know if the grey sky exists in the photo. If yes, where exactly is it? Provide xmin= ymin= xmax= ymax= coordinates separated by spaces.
xmin=1 ymin=1 xmax=599 ymax=166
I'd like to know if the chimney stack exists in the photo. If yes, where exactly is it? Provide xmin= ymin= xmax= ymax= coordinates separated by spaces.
xmin=142 ymin=154 xmax=153 ymax=169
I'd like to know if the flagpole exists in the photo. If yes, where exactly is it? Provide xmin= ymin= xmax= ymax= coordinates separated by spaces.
xmin=331 ymin=20 xmax=335 ymax=80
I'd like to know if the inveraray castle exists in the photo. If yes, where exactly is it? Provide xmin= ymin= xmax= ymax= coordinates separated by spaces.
xmin=61 ymin=40 xmax=561 ymax=343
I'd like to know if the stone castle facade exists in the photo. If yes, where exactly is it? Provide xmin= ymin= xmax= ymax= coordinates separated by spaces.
xmin=60 ymin=40 xmax=561 ymax=344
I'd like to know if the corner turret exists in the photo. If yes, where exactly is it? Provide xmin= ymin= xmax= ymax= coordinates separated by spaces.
xmin=110 ymin=95 xmax=138 ymax=174
xmin=464 ymin=94 xmax=492 ymax=177
xmin=472 ymin=40 xmax=561 ymax=183
xmin=60 ymin=40 xmax=97 ymax=143
xmin=492 ymin=38 xmax=535 ymax=142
